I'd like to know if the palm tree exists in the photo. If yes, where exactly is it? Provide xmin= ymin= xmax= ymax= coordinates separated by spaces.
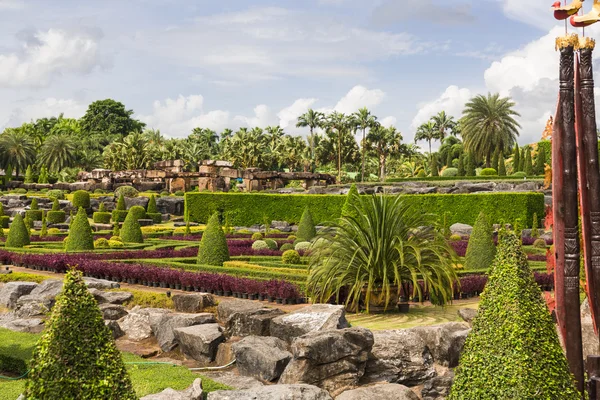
xmin=296 ymin=109 xmax=325 ymax=172
xmin=351 ymin=107 xmax=378 ymax=182
xmin=325 ymin=111 xmax=350 ymax=183
xmin=307 ymin=194 xmax=458 ymax=313
xmin=367 ymin=125 xmax=403 ymax=181
xmin=50 ymin=118 xmax=81 ymax=137
xmin=431 ymin=111 xmax=457 ymax=142
xmin=414 ymin=121 xmax=438 ymax=159
xmin=39 ymin=135 xmax=78 ymax=171
xmin=461 ymin=93 xmax=521 ymax=167
xmin=144 ymin=128 xmax=164 ymax=146
xmin=0 ymin=128 xmax=36 ymax=176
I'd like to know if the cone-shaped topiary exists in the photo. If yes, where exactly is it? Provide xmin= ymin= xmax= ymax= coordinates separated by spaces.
xmin=430 ymin=154 xmax=439 ymax=177
xmin=535 ymin=145 xmax=546 ymax=175
xmin=448 ymin=232 xmax=579 ymax=399
xmin=296 ymin=207 xmax=316 ymax=242
xmin=6 ymin=213 xmax=30 ymax=248
xmin=524 ymin=147 xmax=534 ymax=176
xmin=25 ymin=269 xmax=137 ymax=400
xmin=466 ymin=153 xmax=475 ymax=176
xmin=0 ymin=202 xmax=4 ymax=216
xmin=341 ymin=184 xmax=361 ymax=223
xmin=52 ymin=198 xmax=60 ymax=211
xmin=113 ymin=222 xmax=120 ymax=237
xmin=531 ymin=212 xmax=539 ymax=238
xmin=66 ymin=207 xmax=94 ymax=251
xmin=24 ymin=165 xmax=33 ymax=184
xmin=30 ymin=198 xmax=39 ymax=210
xmin=519 ymin=148 xmax=526 ymax=172
xmin=147 ymin=194 xmax=158 ymax=213
xmin=40 ymin=212 xmax=48 ymax=238
xmin=72 ymin=190 xmax=91 ymax=209
xmin=198 ymin=212 xmax=230 ymax=266
xmin=491 ymin=150 xmax=499 ymax=172
xmin=464 ymin=212 xmax=496 ymax=270
xmin=120 ymin=209 xmax=143 ymax=243
xmin=112 ymin=194 xmax=128 ymax=223
xmin=99 ymin=202 xmax=106 ymax=212
xmin=513 ymin=144 xmax=520 ymax=172
xmin=498 ymin=154 xmax=506 ymax=176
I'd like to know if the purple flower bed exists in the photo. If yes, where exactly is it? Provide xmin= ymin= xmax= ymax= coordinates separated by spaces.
xmin=449 ymin=240 xmax=468 ymax=257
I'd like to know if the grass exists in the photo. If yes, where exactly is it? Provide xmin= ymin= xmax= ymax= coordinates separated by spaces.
xmin=0 ymin=328 xmax=231 ymax=399
xmin=0 ymin=272 xmax=48 ymax=284
xmin=347 ymin=299 xmax=479 ymax=330
xmin=120 ymin=289 xmax=175 ymax=309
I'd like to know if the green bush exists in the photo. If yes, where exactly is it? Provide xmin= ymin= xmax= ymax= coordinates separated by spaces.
xmin=65 ymin=208 xmax=94 ymax=251
xmin=533 ymin=238 xmax=547 ymax=249
xmin=112 ymin=194 xmax=128 ymax=223
xmin=26 ymin=210 xmax=43 ymax=221
xmin=24 ymin=165 xmax=33 ymax=184
xmin=295 ymin=241 xmax=311 ymax=252
xmin=23 ymin=215 xmax=32 ymax=231
xmin=280 ymin=243 xmax=294 ymax=251
xmin=147 ymin=212 xmax=162 ymax=224
xmin=296 ymin=207 xmax=316 ymax=241
xmin=115 ymin=185 xmax=139 ymax=198
xmin=185 ymin=192 xmax=544 ymax=228
xmin=531 ymin=212 xmax=539 ymax=238
xmin=72 ymin=190 xmax=91 ymax=209
xmin=30 ymin=198 xmax=39 ymax=210
xmin=47 ymin=189 xmax=64 ymax=200
xmin=449 ymin=234 xmax=462 ymax=241
xmin=174 ymin=190 xmax=185 ymax=196
xmin=51 ymin=198 xmax=60 ymax=211
xmin=264 ymin=238 xmax=278 ymax=250
xmin=464 ymin=212 xmax=496 ymax=270
xmin=108 ymin=239 xmax=124 ymax=248
xmin=448 ymin=233 xmax=579 ymax=399
xmin=198 ymin=212 xmax=230 ymax=266
xmin=110 ymin=236 xmax=122 ymax=242
xmin=160 ymin=191 xmax=170 ymax=196
xmin=48 ymin=228 xmax=61 ymax=236
xmin=341 ymin=184 xmax=362 ymax=222
xmin=252 ymin=240 xmax=269 ymax=250
xmin=13 ymin=188 xmax=27 ymax=194
xmin=479 ymin=168 xmax=497 ymax=176
xmin=282 ymin=250 xmax=301 ymax=264
xmin=251 ymin=232 xmax=263 ymax=241
xmin=93 ymin=212 xmax=112 ymax=224
xmin=287 ymin=234 xmax=297 ymax=241
xmin=128 ymin=205 xmax=146 ymax=220
xmin=6 ymin=214 xmax=30 ymax=248
xmin=147 ymin=194 xmax=158 ymax=213
xmin=0 ymin=216 xmax=9 ymax=229
xmin=120 ymin=210 xmax=144 ymax=244
xmin=511 ymin=171 xmax=527 ymax=178
xmin=416 ymin=169 xmax=427 ymax=178
xmin=94 ymin=238 xmax=109 ymax=249
xmin=98 ymin=202 xmax=106 ymax=212
xmin=25 ymin=270 xmax=137 ymax=400
xmin=47 ymin=211 xmax=66 ymax=224
xmin=441 ymin=167 xmax=458 ymax=177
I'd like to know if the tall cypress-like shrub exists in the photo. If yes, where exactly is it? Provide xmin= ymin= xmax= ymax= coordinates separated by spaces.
xmin=449 ymin=233 xmax=579 ymax=399
xmin=146 ymin=194 xmax=162 ymax=224
xmin=430 ymin=154 xmax=439 ymax=177
xmin=112 ymin=194 xmax=128 ymax=223
xmin=198 ymin=212 xmax=230 ymax=266
xmin=66 ymin=208 xmax=94 ymax=251
xmin=24 ymin=165 xmax=33 ymax=184
xmin=25 ymin=269 xmax=137 ymax=400
xmin=40 ymin=212 xmax=48 ymax=238
xmin=466 ymin=153 xmax=476 ymax=176
xmin=524 ymin=148 xmax=534 ymax=176
xmin=457 ymin=155 xmax=465 ymax=176
xmin=491 ymin=150 xmax=499 ymax=172
xmin=519 ymin=148 xmax=526 ymax=172
xmin=446 ymin=152 xmax=453 ymax=168
xmin=535 ymin=145 xmax=546 ymax=175
xmin=464 ymin=212 xmax=496 ymax=270
xmin=6 ymin=213 xmax=30 ymax=248
xmin=297 ymin=207 xmax=317 ymax=241
xmin=498 ymin=154 xmax=506 ymax=176
xmin=531 ymin=212 xmax=539 ymax=238
xmin=513 ymin=144 xmax=520 ymax=172
xmin=120 ymin=209 xmax=143 ymax=243
xmin=341 ymin=184 xmax=361 ymax=222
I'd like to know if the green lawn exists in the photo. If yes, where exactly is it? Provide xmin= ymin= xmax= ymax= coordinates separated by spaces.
xmin=0 ymin=328 xmax=230 ymax=399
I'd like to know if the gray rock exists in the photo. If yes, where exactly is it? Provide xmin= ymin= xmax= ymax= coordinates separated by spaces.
xmin=0 ymin=313 xmax=44 ymax=333
xmin=140 ymin=378 xmax=203 ymax=400
xmin=89 ymin=289 xmax=133 ymax=305
xmin=233 ymin=336 xmax=292 ymax=382
xmin=457 ymin=308 xmax=478 ymax=325
xmin=173 ymin=293 xmax=216 ymax=313
xmin=335 ymin=383 xmax=419 ymax=400
xmin=449 ymin=223 xmax=472 ymax=236
xmin=16 ymin=279 xmax=63 ymax=317
xmin=279 ymin=328 xmax=374 ymax=397
xmin=174 ymin=323 xmax=225 ymax=363
xmin=514 ymin=181 xmax=540 ymax=192
xmin=150 ymin=312 xmax=216 ymax=352
xmin=270 ymin=304 xmax=349 ymax=343
xmin=421 ymin=370 xmax=455 ymax=400
xmin=100 ymin=304 xmax=128 ymax=320
xmin=201 ymin=372 xmax=264 ymax=390
xmin=218 ymin=299 xmax=284 ymax=338
xmin=0 ymin=281 xmax=38 ymax=309
xmin=410 ymin=323 xmax=470 ymax=367
xmin=271 ymin=221 xmax=290 ymax=230
xmin=118 ymin=307 xmax=170 ymax=341
xmin=84 ymin=278 xmax=120 ymax=290
xmin=125 ymin=196 xmax=150 ymax=209
xmin=581 ymin=299 xmax=600 ymax=362
xmin=454 ymin=182 xmax=494 ymax=193
xmin=106 ymin=320 xmax=125 ymax=339
xmin=362 ymin=329 xmax=435 ymax=386
xmin=207 ymin=384 xmax=333 ymax=400
xmin=157 ymin=197 xmax=184 ymax=215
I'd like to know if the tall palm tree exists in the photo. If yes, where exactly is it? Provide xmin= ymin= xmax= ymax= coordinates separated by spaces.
xmin=367 ymin=125 xmax=403 ymax=181
xmin=414 ymin=121 xmax=437 ymax=159
xmin=0 ymin=128 xmax=36 ymax=176
xmin=461 ymin=93 xmax=521 ymax=167
xmin=431 ymin=111 xmax=457 ymax=141
xmin=351 ymin=107 xmax=378 ymax=182
xmin=325 ymin=111 xmax=350 ymax=183
xmin=39 ymin=135 xmax=78 ymax=171
xmin=296 ymin=109 xmax=325 ymax=172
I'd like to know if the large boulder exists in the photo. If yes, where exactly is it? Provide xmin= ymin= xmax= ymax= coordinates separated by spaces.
xmin=150 ymin=312 xmax=216 ymax=352
xmin=421 ymin=370 xmax=454 ymax=400
xmin=0 ymin=281 xmax=38 ymax=309
xmin=89 ymin=289 xmax=133 ymax=305
xmin=106 ymin=320 xmax=125 ymax=339
xmin=0 ymin=313 xmax=44 ymax=333
xmin=118 ymin=306 xmax=170 ymax=341
xmin=173 ymin=293 xmax=216 ymax=313
xmin=410 ymin=323 xmax=470 ymax=367
xmin=83 ymin=277 xmax=120 ymax=289
xmin=218 ymin=300 xmax=284 ymax=338
xmin=232 ymin=336 xmax=292 ymax=382
xmin=100 ymin=304 xmax=128 ymax=320
xmin=124 ymin=196 xmax=150 ymax=210
xmin=270 ymin=304 xmax=349 ymax=343
xmin=362 ymin=329 xmax=435 ymax=386
xmin=174 ymin=323 xmax=225 ymax=363
xmin=279 ymin=328 xmax=374 ymax=397
xmin=141 ymin=378 xmax=203 ymax=400
xmin=156 ymin=196 xmax=184 ymax=215
xmin=207 ymin=384 xmax=333 ymax=400
xmin=335 ymin=383 xmax=418 ymax=400
xmin=449 ymin=223 xmax=472 ymax=236
xmin=15 ymin=280 xmax=64 ymax=317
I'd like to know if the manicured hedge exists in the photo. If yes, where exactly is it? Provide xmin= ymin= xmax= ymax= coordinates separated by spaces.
xmin=46 ymin=211 xmax=66 ymax=224
xmin=65 ymin=208 xmax=95 ymax=251
xmin=93 ymin=212 xmax=112 ymax=224
xmin=0 ymin=215 xmax=9 ymax=228
xmin=185 ymin=192 xmax=545 ymax=227
xmin=72 ymin=190 xmax=91 ymax=209
xmin=6 ymin=214 xmax=30 ymax=248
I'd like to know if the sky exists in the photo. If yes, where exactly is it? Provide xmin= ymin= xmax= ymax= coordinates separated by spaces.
xmin=1 ymin=0 xmax=599 ymax=151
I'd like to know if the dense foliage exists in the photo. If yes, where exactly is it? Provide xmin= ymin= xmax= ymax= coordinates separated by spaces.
xmin=72 ymin=190 xmax=91 ymax=209
xmin=296 ymin=207 xmax=316 ymax=241
xmin=65 ymin=208 xmax=95 ymax=251
xmin=120 ymin=210 xmax=144 ymax=243
xmin=112 ymin=194 xmax=128 ymax=223
xmin=146 ymin=194 xmax=162 ymax=223
xmin=464 ymin=212 xmax=496 ymax=270
xmin=197 ymin=212 xmax=230 ymax=266
xmin=341 ymin=184 xmax=361 ymax=222
xmin=6 ymin=214 xmax=30 ymax=248
xmin=449 ymin=233 xmax=579 ymax=399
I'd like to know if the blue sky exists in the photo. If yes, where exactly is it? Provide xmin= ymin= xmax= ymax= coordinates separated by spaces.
xmin=0 ymin=0 xmax=598 ymax=150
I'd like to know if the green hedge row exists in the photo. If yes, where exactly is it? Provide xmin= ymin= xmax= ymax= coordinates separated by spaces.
xmin=185 ymin=192 xmax=545 ymax=226
xmin=385 ymin=175 xmax=544 ymax=183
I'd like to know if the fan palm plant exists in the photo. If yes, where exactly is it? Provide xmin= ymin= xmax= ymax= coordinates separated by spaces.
xmin=306 ymin=194 xmax=458 ymax=313
xmin=431 ymin=111 xmax=457 ymax=141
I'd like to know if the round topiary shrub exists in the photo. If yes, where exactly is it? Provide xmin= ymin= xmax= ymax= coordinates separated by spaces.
xmin=128 ymin=205 xmax=146 ymax=220
xmin=174 ymin=190 xmax=185 ymax=196
xmin=479 ymin=168 xmax=498 ymax=176
xmin=6 ymin=213 xmax=30 ymax=248
xmin=110 ymin=236 xmax=122 ymax=242
xmin=114 ymin=185 xmax=139 ymax=198
xmin=197 ymin=212 xmax=230 ymax=266
xmin=294 ymin=241 xmax=311 ymax=252
xmin=47 ymin=189 xmax=64 ymax=200
xmin=108 ymin=239 xmax=124 ymax=248
xmin=94 ymin=238 xmax=109 ymax=249
xmin=264 ymin=238 xmax=278 ymax=250
xmin=160 ymin=191 xmax=170 ymax=196
xmin=297 ymin=207 xmax=316 ymax=242
xmin=72 ymin=190 xmax=91 ymax=209
xmin=448 ymin=233 xmax=579 ymax=399
xmin=65 ymin=208 xmax=95 ymax=252
xmin=48 ymin=228 xmax=61 ymax=236
xmin=251 ymin=232 xmax=263 ymax=241
xmin=441 ymin=167 xmax=459 ymax=177
xmin=24 ymin=269 xmax=137 ymax=400
xmin=511 ymin=171 xmax=527 ymax=178
xmin=449 ymin=234 xmax=462 ymax=241
xmin=464 ymin=212 xmax=496 ymax=270
xmin=282 ymin=249 xmax=301 ymax=264
xmin=252 ymin=240 xmax=269 ymax=250
xmin=120 ymin=210 xmax=144 ymax=244
xmin=533 ymin=238 xmax=547 ymax=248
xmin=280 ymin=243 xmax=294 ymax=252
xmin=287 ymin=234 xmax=297 ymax=241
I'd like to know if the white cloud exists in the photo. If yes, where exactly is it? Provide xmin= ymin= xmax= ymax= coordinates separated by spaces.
xmin=372 ymin=0 xmax=474 ymax=26
xmin=380 ymin=116 xmax=397 ymax=127
xmin=1 ymin=97 xmax=87 ymax=130
xmin=0 ymin=29 xmax=105 ymax=87
xmin=0 ymin=0 xmax=23 ymax=9
xmin=277 ymin=98 xmax=318 ymax=129
xmin=333 ymin=85 xmax=386 ymax=114
xmin=501 ymin=0 xmax=552 ymax=30
xmin=411 ymin=85 xmax=472 ymax=130
xmin=234 ymin=104 xmax=277 ymax=127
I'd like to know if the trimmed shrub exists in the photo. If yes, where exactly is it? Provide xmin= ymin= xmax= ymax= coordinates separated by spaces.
xmin=72 ymin=190 xmax=91 ymax=209
xmin=47 ymin=189 xmax=64 ymax=200
xmin=0 ymin=202 xmax=4 ymax=217
xmin=0 ymin=216 xmax=8 ymax=229
xmin=416 ymin=169 xmax=427 ymax=178
xmin=441 ymin=167 xmax=458 ymax=177
xmin=24 ymin=165 xmax=33 ymax=184
xmin=280 ymin=243 xmax=294 ymax=251
xmin=448 ymin=233 xmax=579 ymax=399
xmin=40 ymin=214 xmax=48 ymax=238
xmin=120 ymin=210 xmax=144 ymax=244
xmin=531 ymin=212 xmax=539 ymax=238
xmin=26 ymin=198 xmax=43 ymax=221
xmin=112 ymin=194 xmax=128 ymax=223
xmin=98 ymin=202 xmax=106 ymax=212
xmin=30 ymin=198 xmax=39 ymax=210
xmin=449 ymin=234 xmax=462 ymax=241
xmin=115 ymin=185 xmax=139 ymax=198
xmin=94 ymin=189 xmax=105 ymax=194
xmin=94 ymin=238 xmax=109 ymax=249
xmin=252 ymin=240 xmax=269 ymax=250
xmin=295 ymin=241 xmax=311 ymax=252
xmin=174 ymin=190 xmax=185 ymax=196
xmin=93 ymin=212 xmax=111 ymax=224
xmin=511 ymin=171 xmax=527 ymax=178
xmin=65 ymin=208 xmax=94 ymax=251
xmin=147 ymin=195 xmax=158 ymax=213
xmin=128 ymin=205 xmax=146 ymax=220
xmin=110 ymin=236 xmax=122 ymax=242
xmin=296 ymin=207 xmax=316 ymax=242
xmin=25 ymin=270 xmax=137 ymax=400
xmin=108 ymin=240 xmax=124 ymax=248
xmin=525 ymin=147 xmax=534 ymax=176
xmin=287 ymin=234 xmax=297 ymax=241
xmin=464 ymin=212 xmax=496 ymax=270
xmin=198 ymin=212 xmax=230 ymax=266
xmin=112 ymin=223 xmax=120 ymax=237
xmin=147 ymin=213 xmax=162 ymax=224
xmin=47 ymin=211 xmax=66 ymax=224
xmin=48 ymin=228 xmax=61 ymax=236
xmin=23 ymin=215 xmax=32 ymax=231
xmin=251 ymin=232 xmax=263 ymax=241
xmin=498 ymin=155 xmax=506 ymax=176
xmin=160 ymin=191 xmax=170 ymax=196
xmin=264 ymin=238 xmax=278 ymax=250
xmin=533 ymin=238 xmax=547 ymax=249
xmin=479 ymin=168 xmax=497 ymax=176
xmin=341 ymin=184 xmax=362 ymax=222
xmin=282 ymin=250 xmax=301 ymax=264
xmin=51 ymin=198 xmax=60 ymax=211
xmin=6 ymin=214 xmax=30 ymax=248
